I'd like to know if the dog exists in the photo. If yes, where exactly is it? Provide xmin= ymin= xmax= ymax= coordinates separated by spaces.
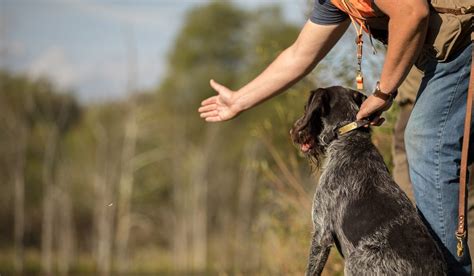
xmin=290 ymin=86 xmax=447 ymax=275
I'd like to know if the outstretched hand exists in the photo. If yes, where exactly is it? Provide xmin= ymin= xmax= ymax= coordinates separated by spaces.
xmin=356 ymin=94 xmax=394 ymax=127
xmin=198 ymin=79 xmax=240 ymax=122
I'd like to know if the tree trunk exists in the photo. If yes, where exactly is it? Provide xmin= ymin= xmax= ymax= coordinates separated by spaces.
xmin=41 ymin=126 xmax=59 ymax=276
xmin=189 ymin=126 xmax=218 ymax=272
xmin=172 ymin=120 xmax=189 ymax=272
xmin=234 ymin=141 xmax=258 ymax=272
xmin=93 ymin=123 xmax=114 ymax=276
xmin=115 ymin=107 xmax=137 ymax=274
xmin=115 ymin=26 xmax=139 ymax=273
xmin=13 ymin=125 xmax=27 ymax=274
xmin=57 ymin=167 xmax=75 ymax=276
xmin=189 ymin=152 xmax=207 ymax=272
xmin=40 ymin=90 xmax=76 ymax=275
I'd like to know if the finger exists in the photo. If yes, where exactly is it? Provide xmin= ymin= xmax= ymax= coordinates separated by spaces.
xmin=201 ymin=96 xmax=217 ymax=106
xmin=210 ymin=79 xmax=230 ymax=95
xmin=198 ymin=104 xmax=217 ymax=113
xmin=368 ymin=110 xmax=383 ymax=121
xmin=358 ymin=104 xmax=384 ymax=121
xmin=372 ymin=117 xmax=385 ymax=126
xmin=205 ymin=116 xmax=222 ymax=122
xmin=370 ymin=117 xmax=385 ymax=126
xmin=200 ymin=110 xmax=218 ymax=118
xmin=359 ymin=110 xmax=377 ymax=127
xmin=356 ymin=103 xmax=369 ymax=120
xmin=356 ymin=108 xmax=371 ymax=121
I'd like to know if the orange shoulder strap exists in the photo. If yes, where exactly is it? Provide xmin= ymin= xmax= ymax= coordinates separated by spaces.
xmin=330 ymin=0 xmax=376 ymax=17
xmin=331 ymin=0 xmax=375 ymax=33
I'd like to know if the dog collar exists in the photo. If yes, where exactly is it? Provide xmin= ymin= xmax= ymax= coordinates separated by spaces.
xmin=337 ymin=119 xmax=370 ymax=135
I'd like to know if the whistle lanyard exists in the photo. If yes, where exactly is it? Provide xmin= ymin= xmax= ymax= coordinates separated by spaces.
xmin=340 ymin=0 xmax=377 ymax=91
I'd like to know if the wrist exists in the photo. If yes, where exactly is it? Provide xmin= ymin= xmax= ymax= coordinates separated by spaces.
xmin=231 ymin=90 xmax=247 ymax=114
xmin=373 ymin=81 xmax=397 ymax=101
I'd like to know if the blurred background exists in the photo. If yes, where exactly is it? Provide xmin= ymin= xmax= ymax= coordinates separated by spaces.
xmin=0 ymin=0 xmax=390 ymax=275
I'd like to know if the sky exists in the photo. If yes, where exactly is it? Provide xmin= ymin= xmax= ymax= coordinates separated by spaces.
xmin=1 ymin=0 xmax=309 ymax=103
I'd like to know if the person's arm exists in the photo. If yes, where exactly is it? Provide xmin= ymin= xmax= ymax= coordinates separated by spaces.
xmin=199 ymin=19 xmax=350 ymax=122
xmin=356 ymin=0 xmax=429 ymax=121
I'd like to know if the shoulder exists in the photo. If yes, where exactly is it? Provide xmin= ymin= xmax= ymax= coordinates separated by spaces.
xmin=310 ymin=0 xmax=348 ymax=25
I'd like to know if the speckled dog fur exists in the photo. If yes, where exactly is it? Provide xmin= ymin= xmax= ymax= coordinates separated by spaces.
xmin=291 ymin=86 xmax=447 ymax=276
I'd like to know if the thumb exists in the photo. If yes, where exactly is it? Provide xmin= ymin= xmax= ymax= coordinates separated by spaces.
xmin=356 ymin=106 xmax=367 ymax=121
xmin=356 ymin=111 xmax=362 ymax=121
xmin=210 ymin=79 xmax=231 ymax=96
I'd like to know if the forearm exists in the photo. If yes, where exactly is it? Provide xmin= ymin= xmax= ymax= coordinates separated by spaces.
xmin=377 ymin=1 xmax=429 ymax=93
xmin=232 ymin=20 xmax=350 ymax=112
xmin=234 ymin=46 xmax=315 ymax=111
xmin=200 ymin=21 xmax=349 ymax=122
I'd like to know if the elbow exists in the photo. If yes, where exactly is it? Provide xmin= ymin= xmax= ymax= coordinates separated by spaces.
xmin=286 ymin=43 xmax=318 ymax=76
xmin=407 ymin=3 xmax=430 ymax=23
xmin=415 ymin=6 xmax=430 ymax=22
xmin=413 ymin=9 xmax=430 ymax=32
xmin=391 ymin=1 xmax=430 ymax=24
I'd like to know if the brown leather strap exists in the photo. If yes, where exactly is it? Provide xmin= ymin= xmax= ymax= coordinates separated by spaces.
xmin=372 ymin=81 xmax=398 ymax=101
xmin=456 ymin=45 xmax=474 ymax=254
xmin=373 ymin=90 xmax=398 ymax=102
xmin=373 ymin=90 xmax=391 ymax=101
xmin=431 ymin=6 xmax=473 ymax=16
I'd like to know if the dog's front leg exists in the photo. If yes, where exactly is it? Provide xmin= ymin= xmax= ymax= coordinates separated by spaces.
xmin=305 ymin=228 xmax=332 ymax=276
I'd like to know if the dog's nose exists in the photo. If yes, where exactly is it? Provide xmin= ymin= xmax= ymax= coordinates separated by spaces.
xmin=298 ymin=131 xmax=304 ymax=139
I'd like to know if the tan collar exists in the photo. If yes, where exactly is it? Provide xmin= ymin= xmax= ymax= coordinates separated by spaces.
xmin=337 ymin=119 xmax=370 ymax=135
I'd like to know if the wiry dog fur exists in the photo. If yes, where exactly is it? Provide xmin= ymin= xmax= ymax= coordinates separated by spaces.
xmin=291 ymin=86 xmax=447 ymax=275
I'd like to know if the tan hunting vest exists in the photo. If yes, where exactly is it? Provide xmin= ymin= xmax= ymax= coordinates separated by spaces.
xmin=331 ymin=0 xmax=473 ymax=62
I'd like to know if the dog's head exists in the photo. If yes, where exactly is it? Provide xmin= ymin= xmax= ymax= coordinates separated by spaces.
xmin=290 ymin=86 xmax=366 ymax=160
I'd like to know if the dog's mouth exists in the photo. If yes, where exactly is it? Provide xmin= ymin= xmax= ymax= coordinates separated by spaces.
xmin=300 ymin=137 xmax=314 ymax=153
xmin=291 ymin=128 xmax=315 ymax=153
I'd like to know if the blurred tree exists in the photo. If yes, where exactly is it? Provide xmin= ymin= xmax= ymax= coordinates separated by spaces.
xmin=156 ymin=2 xmax=248 ymax=271
xmin=115 ymin=25 xmax=139 ymax=274
xmin=0 ymin=71 xmax=36 ymax=274
xmin=0 ymin=71 xmax=80 ymax=275
xmin=88 ymin=104 xmax=127 ymax=276
xmin=37 ymin=87 xmax=80 ymax=276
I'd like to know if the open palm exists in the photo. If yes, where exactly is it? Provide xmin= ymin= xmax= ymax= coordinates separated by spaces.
xmin=198 ymin=79 xmax=239 ymax=122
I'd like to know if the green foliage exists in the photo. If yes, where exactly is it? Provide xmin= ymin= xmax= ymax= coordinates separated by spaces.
xmin=169 ymin=1 xmax=247 ymax=73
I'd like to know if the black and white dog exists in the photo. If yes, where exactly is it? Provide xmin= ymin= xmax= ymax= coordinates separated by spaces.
xmin=290 ymin=86 xmax=447 ymax=275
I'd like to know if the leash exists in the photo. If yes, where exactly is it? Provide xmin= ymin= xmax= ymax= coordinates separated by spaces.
xmin=456 ymin=42 xmax=474 ymax=257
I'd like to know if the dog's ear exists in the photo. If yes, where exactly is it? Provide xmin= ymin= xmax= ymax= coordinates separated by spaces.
xmin=295 ymin=88 xmax=330 ymax=134
xmin=352 ymin=90 xmax=367 ymax=107
xmin=307 ymin=88 xmax=330 ymax=117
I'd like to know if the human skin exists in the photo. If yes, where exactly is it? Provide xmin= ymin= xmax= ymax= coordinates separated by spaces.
xmin=198 ymin=0 xmax=430 ymax=124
